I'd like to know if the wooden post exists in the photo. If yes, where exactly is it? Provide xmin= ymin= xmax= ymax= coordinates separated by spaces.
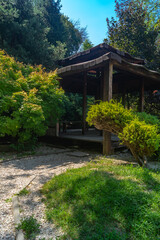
xmin=82 ymin=72 xmax=87 ymax=135
xmin=103 ymin=61 xmax=113 ymax=155
xmin=56 ymin=122 xmax=59 ymax=136
xmin=139 ymin=79 xmax=144 ymax=112
xmin=95 ymin=70 xmax=100 ymax=101
xmin=100 ymin=70 xmax=104 ymax=100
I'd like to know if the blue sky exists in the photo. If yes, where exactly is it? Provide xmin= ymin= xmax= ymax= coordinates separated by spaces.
xmin=61 ymin=0 xmax=116 ymax=46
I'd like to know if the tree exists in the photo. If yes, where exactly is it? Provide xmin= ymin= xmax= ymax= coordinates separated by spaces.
xmin=0 ymin=0 xmax=18 ymax=48
xmin=0 ymin=0 xmax=66 ymax=69
xmin=143 ymin=0 xmax=160 ymax=29
xmin=0 ymin=50 xmax=66 ymax=148
xmin=0 ymin=0 xmax=87 ymax=69
xmin=81 ymin=39 xmax=94 ymax=51
xmin=106 ymin=0 xmax=160 ymax=71
xmin=41 ymin=0 xmax=64 ymax=45
xmin=15 ymin=0 xmax=34 ymax=23
xmin=33 ymin=0 xmax=87 ymax=56
xmin=61 ymin=16 xmax=87 ymax=56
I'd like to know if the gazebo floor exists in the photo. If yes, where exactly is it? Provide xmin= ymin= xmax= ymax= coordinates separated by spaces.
xmin=60 ymin=128 xmax=102 ymax=143
xmin=41 ymin=128 xmax=126 ymax=153
xmin=58 ymin=128 xmax=125 ymax=152
xmin=59 ymin=128 xmax=120 ymax=143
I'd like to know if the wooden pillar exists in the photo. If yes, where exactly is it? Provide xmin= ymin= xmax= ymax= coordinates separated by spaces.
xmin=103 ymin=62 xmax=113 ymax=101
xmin=56 ymin=122 xmax=59 ymax=136
xmin=100 ymin=70 xmax=104 ymax=100
xmin=103 ymin=61 xmax=113 ymax=155
xmin=82 ymin=72 xmax=87 ymax=135
xmin=139 ymin=79 xmax=144 ymax=112
xmin=95 ymin=70 xmax=100 ymax=100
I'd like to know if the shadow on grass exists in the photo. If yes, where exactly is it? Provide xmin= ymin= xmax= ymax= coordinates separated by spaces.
xmin=140 ymin=168 xmax=160 ymax=193
xmin=43 ymin=169 xmax=160 ymax=240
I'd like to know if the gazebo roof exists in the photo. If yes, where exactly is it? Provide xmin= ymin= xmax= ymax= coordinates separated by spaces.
xmin=57 ymin=43 xmax=160 ymax=95
xmin=59 ymin=43 xmax=145 ymax=67
xmin=58 ymin=51 xmax=159 ymax=81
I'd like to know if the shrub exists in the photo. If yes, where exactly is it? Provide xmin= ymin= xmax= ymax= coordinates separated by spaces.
xmin=119 ymin=119 xmax=160 ymax=165
xmin=86 ymin=100 xmax=160 ymax=166
xmin=136 ymin=112 xmax=160 ymax=131
xmin=86 ymin=100 xmax=134 ymax=134
xmin=0 ymin=50 xmax=65 ymax=148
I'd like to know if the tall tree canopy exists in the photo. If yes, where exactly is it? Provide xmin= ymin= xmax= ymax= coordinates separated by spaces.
xmin=81 ymin=39 xmax=94 ymax=51
xmin=0 ymin=0 xmax=87 ymax=69
xmin=105 ymin=0 xmax=160 ymax=71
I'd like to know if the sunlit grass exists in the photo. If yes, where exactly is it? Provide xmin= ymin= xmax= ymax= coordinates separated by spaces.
xmin=42 ymin=158 xmax=160 ymax=240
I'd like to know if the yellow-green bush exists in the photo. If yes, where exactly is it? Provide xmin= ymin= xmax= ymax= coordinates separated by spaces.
xmin=0 ymin=50 xmax=65 ymax=148
xmin=86 ymin=100 xmax=160 ymax=166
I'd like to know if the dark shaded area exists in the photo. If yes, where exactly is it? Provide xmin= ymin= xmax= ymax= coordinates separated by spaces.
xmin=39 ymin=135 xmax=103 ymax=153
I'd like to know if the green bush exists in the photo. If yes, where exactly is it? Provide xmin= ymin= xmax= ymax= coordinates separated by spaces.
xmin=136 ymin=112 xmax=160 ymax=131
xmin=0 ymin=50 xmax=65 ymax=148
xmin=86 ymin=100 xmax=134 ymax=134
xmin=86 ymin=100 xmax=160 ymax=166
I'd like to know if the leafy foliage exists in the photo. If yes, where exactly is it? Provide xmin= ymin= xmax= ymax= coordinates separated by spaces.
xmin=136 ymin=112 xmax=160 ymax=130
xmin=81 ymin=39 xmax=94 ymax=51
xmin=106 ymin=0 xmax=160 ymax=71
xmin=62 ymin=93 xmax=83 ymax=122
xmin=86 ymin=100 xmax=160 ymax=166
xmin=0 ymin=50 xmax=65 ymax=147
xmin=61 ymin=16 xmax=87 ymax=56
xmin=145 ymin=90 xmax=160 ymax=117
xmin=143 ymin=0 xmax=160 ymax=29
xmin=0 ymin=0 xmax=87 ymax=69
xmin=62 ymin=93 xmax=95 ymax=122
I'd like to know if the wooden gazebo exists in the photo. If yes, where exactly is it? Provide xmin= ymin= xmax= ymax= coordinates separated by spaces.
xmin=57 ymin=43 xmax=160 ymax=154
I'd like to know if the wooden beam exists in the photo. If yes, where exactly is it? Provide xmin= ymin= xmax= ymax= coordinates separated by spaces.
xmin=103 ymin=62 xmax=113 ymax=155
xmin=139 ymin=79 xmax=144 ymax=112
xmin=82 ymin=72 xmax=87 ymax=135
xmin=113 ymin=60 xmax=160 ymax=81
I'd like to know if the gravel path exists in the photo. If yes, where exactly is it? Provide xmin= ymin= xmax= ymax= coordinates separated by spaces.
xmin=0 ymin=146 xmax=91 ymax=240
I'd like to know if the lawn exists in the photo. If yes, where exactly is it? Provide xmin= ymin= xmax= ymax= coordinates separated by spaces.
xmin=42 ymin=157 xmax=160 ymax=240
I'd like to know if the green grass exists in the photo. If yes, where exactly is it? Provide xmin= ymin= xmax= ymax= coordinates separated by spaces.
xmin=42 ymin=158 xmax=160 ymax=240
xmin=18 ymin=188 xmax=30 ymax=196
xmin=17 ymin=215 xmax=40 ymax=239
xmin=5 ymin=198 xmax=12 ymax=203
